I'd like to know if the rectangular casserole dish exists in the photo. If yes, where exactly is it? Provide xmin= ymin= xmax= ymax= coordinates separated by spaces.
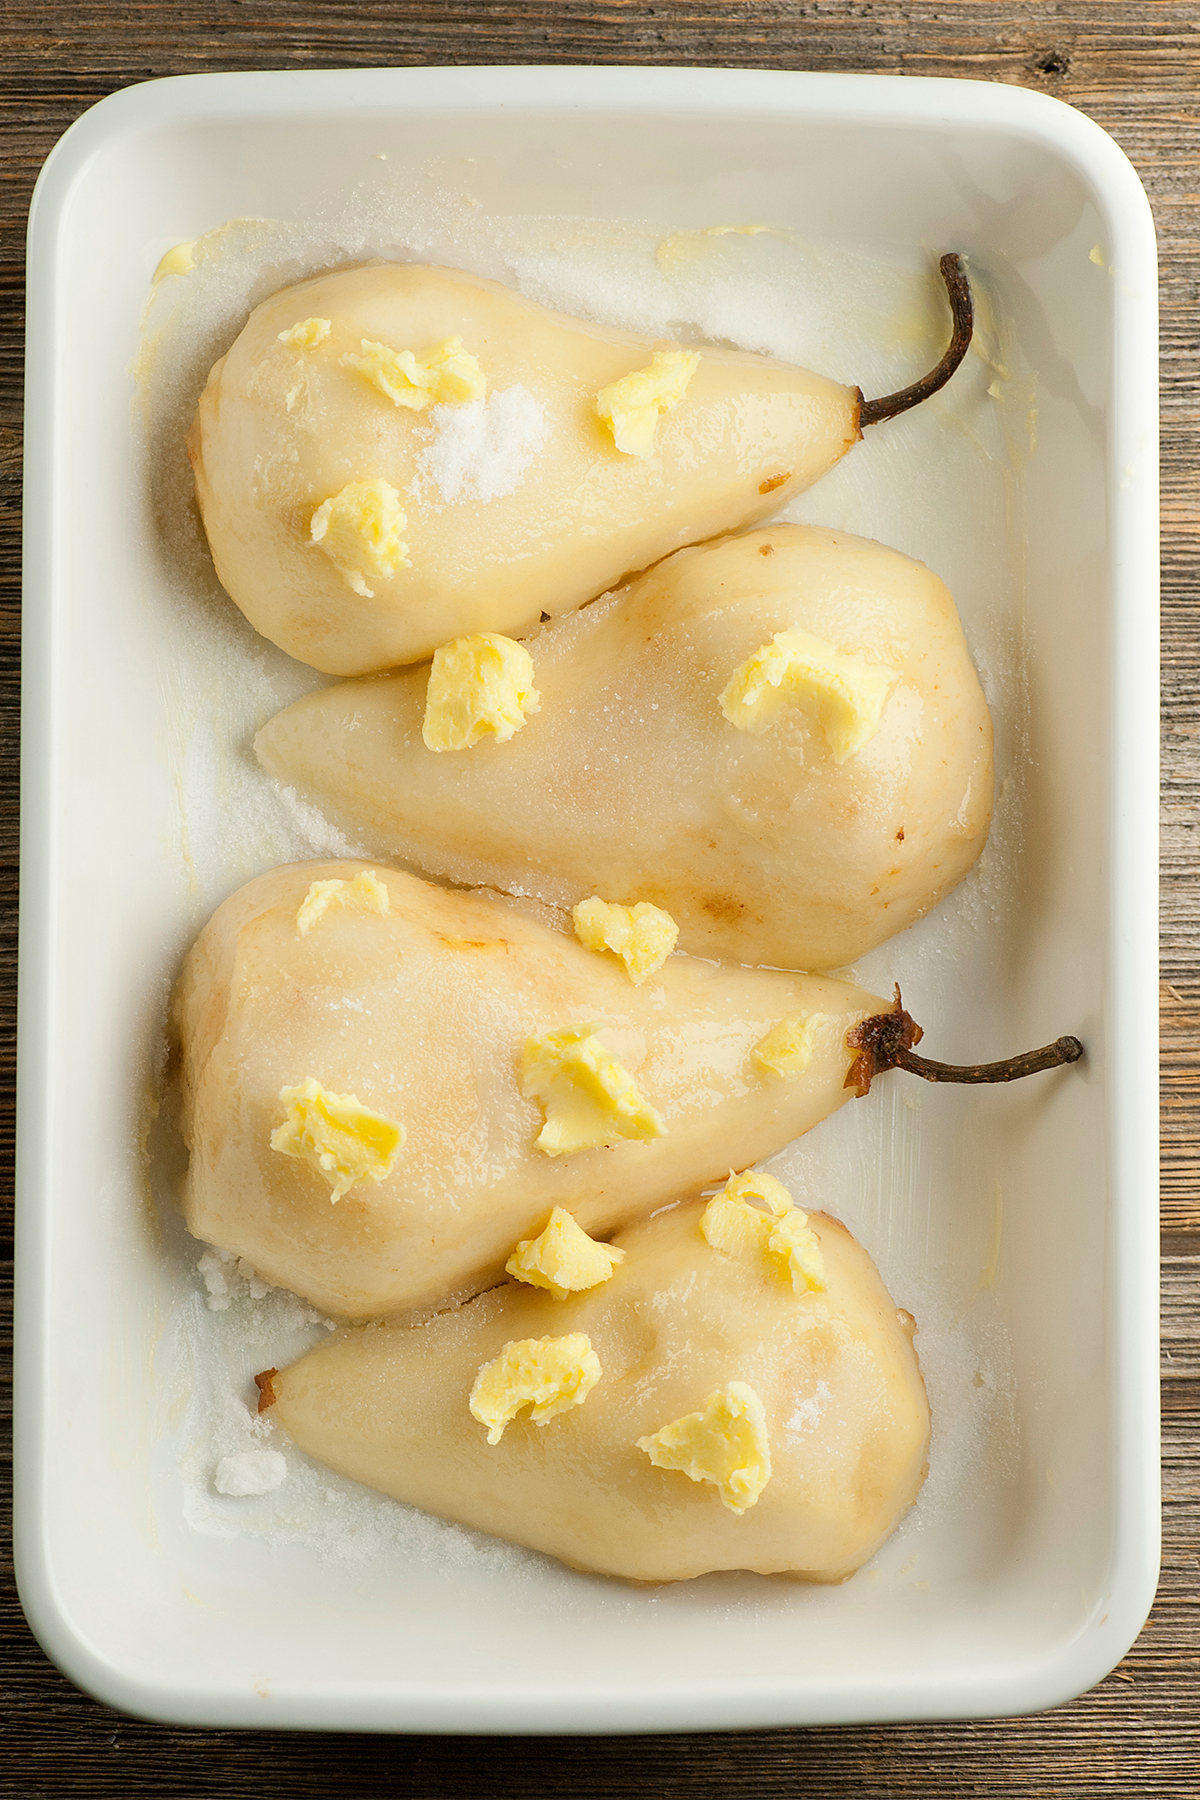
xmin=16 ymin=65 xmax=1159 ymax=1732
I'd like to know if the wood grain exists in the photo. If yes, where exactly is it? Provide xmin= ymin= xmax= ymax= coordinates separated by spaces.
xmin=1 ymin=4 xmax=1197 ymax=1793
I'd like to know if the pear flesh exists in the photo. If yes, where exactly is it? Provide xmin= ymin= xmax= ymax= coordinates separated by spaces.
xmin=187 ymin=263 xmax=860 ymax=675
xmin=267 ymin=1199 xmax=929 ymax=1583
xmin=174 ymin=861 xmax=884 ymax=1319
xmin=256 ymin=525 xmax=993 ymax=972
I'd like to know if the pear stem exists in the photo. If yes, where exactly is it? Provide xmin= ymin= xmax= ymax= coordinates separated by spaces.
xmin=845 ymin=986 xmax=1083 ymax=1098
xmin=858 ymin=254 xmax=974 ymax=427
xmin=891 ymin=1038 xmax=1085 ymax=1084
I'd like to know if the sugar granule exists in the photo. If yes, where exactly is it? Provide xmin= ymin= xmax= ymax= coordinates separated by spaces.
xmin=215 ymin=1450 xmax=288 ymax=1496
xmin=274 ymin=784 xmax=361 ymax=858
xmin=417 ymin=385 xmax=549 ymax=504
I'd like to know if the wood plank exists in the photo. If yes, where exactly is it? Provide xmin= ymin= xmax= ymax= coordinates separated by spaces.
xmin=1 ymin=4 xmax=1197 ymax=1792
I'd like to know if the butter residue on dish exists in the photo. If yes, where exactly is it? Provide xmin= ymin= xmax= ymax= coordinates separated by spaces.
xmin=654 ymin=222 xmax=795 ymax=273
xmin=152 ymin=239 xmax=197 ymax=283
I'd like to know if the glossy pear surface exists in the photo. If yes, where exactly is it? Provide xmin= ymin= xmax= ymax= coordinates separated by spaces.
xmin=268 ymin=1199 xmax=929 ymax=1582
xmin=175 ymin=862 xmax=883 ymax=1318
xmin=257 ymin=526 xmax=993 ymax=971
xmin=187 ymin=264 xmax=859 ymax=674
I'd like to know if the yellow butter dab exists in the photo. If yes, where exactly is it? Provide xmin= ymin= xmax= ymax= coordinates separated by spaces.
xmin=278 ymin=317 xmax=331 ymax=350
xmin=270 ymin=1077 xmax=404 ymax=1203
xmin=521 ymin=1025 xmax=665 ymax=1157
xmin=637 ymin=1381 xmax=771 ymax=1514
xmin=506 ymin=1207 xmax=625 ymax=1300
xmin=423 ymin=634 xmax=539 ymax=751
xmin=701 ymin=1167 xmax=791 ymax=1255
xmin=752 ymin=1012 xmax=828 ymax=1079
xmin=295 ymin=870 xmax=390 ymax=936
xmin=701 ymin=1169 xmax=826 ymax=1294
xmin=341 ymin=334 xmax=485 ymax=410
xmin=595 ymin=349 xmax=700 ymax=457
xmin=572 ymin=897 xmax=679 ymax=986
xmin=309 ymin=478 xmax=410 ymax=598
xmin=469 ymin=1333 xmax=601 ymax=1444
xmin=767 ymin=1209 xmax=829 ymax=1295
xmin=719 ymin=628 xmax=898 ymax=762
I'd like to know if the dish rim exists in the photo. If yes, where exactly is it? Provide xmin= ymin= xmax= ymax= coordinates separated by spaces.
xmin=15 ymin=62 xmax=1160 ymax=1733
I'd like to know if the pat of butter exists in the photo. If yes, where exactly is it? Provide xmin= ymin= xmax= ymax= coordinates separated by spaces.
xmin=270 ymin=1077 xmax=404 ymax=1203
xmin=752 ymin=1013 xmax=828 ymax=1079
xmin=310 ymin=478 xmax=410 ymax=598
xmin=278 ymin=317 xmax=331 ymax=350
xmin=595 ymin=349 xmax=700 ymax=457
xmin=701 ymin=1169 xmax=826 ymax=1294
xmin=342 ymin=335 xmax=485 ymax=410
xmin=767 ymin=1209 xmax=827 ymax=1295
xmin=719 ymin=628 xmax=897 ymax=762
xmin=572 ymin=897 xmax=679 ymax=986
xmin=506 ymin=1207 xmax=625 ymax=1300
xmin=470 ymin=1333 xmax=601 ymax=1444
xmin=637 ymin=1381 xmax=772 ymax=1513
xmin=296 ymin=870 xmax=390 ymax=936
xmin=423 ymin=634 xmax=539 ymax=751
xmin=701 ymin=1168 xmax=792 ymax=1258
xmin=521 ymin=1025 xmax=666 ymax=1157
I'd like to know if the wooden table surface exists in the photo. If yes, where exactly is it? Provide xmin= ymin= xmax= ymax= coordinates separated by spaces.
xmin=1 ymin=3 xmax=1196 ymax=1793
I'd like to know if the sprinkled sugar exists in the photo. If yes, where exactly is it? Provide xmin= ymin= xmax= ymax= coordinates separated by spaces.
xmin=215 ymin=1450 xmax=288 ymax=1496
xmin=197 ymin=1245 xmax=335 ymax=1325
xmin=417 ymin=384 xmax=549 ymax=503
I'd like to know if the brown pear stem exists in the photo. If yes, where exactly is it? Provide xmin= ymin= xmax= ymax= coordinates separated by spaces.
xmin=891 ymin=1039 xmax=1085 ymax=1084
xmin=845 ymin=986 xmax=1083 ymax=1099
xmin=858 ymin=254 xmax=974 ymax=427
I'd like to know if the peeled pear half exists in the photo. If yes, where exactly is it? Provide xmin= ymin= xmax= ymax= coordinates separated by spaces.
xmin=257 ymin=525 xmax=993 ymax=972
xmin=174 ymin=861 xmax=884 ymax=1318
xmin=264 ymin=1197 xmax=929 ymax=1583
xmin=187 ymin=262 xmax=861 ymax=674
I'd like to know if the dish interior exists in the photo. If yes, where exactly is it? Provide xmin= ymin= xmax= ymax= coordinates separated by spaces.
xmin=21 ymin=77 xmax=1140 ymax=1729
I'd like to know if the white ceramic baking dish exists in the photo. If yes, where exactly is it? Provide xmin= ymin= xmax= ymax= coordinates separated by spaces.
xmin=16 ymin=66 xmax=1159 ymax=1732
